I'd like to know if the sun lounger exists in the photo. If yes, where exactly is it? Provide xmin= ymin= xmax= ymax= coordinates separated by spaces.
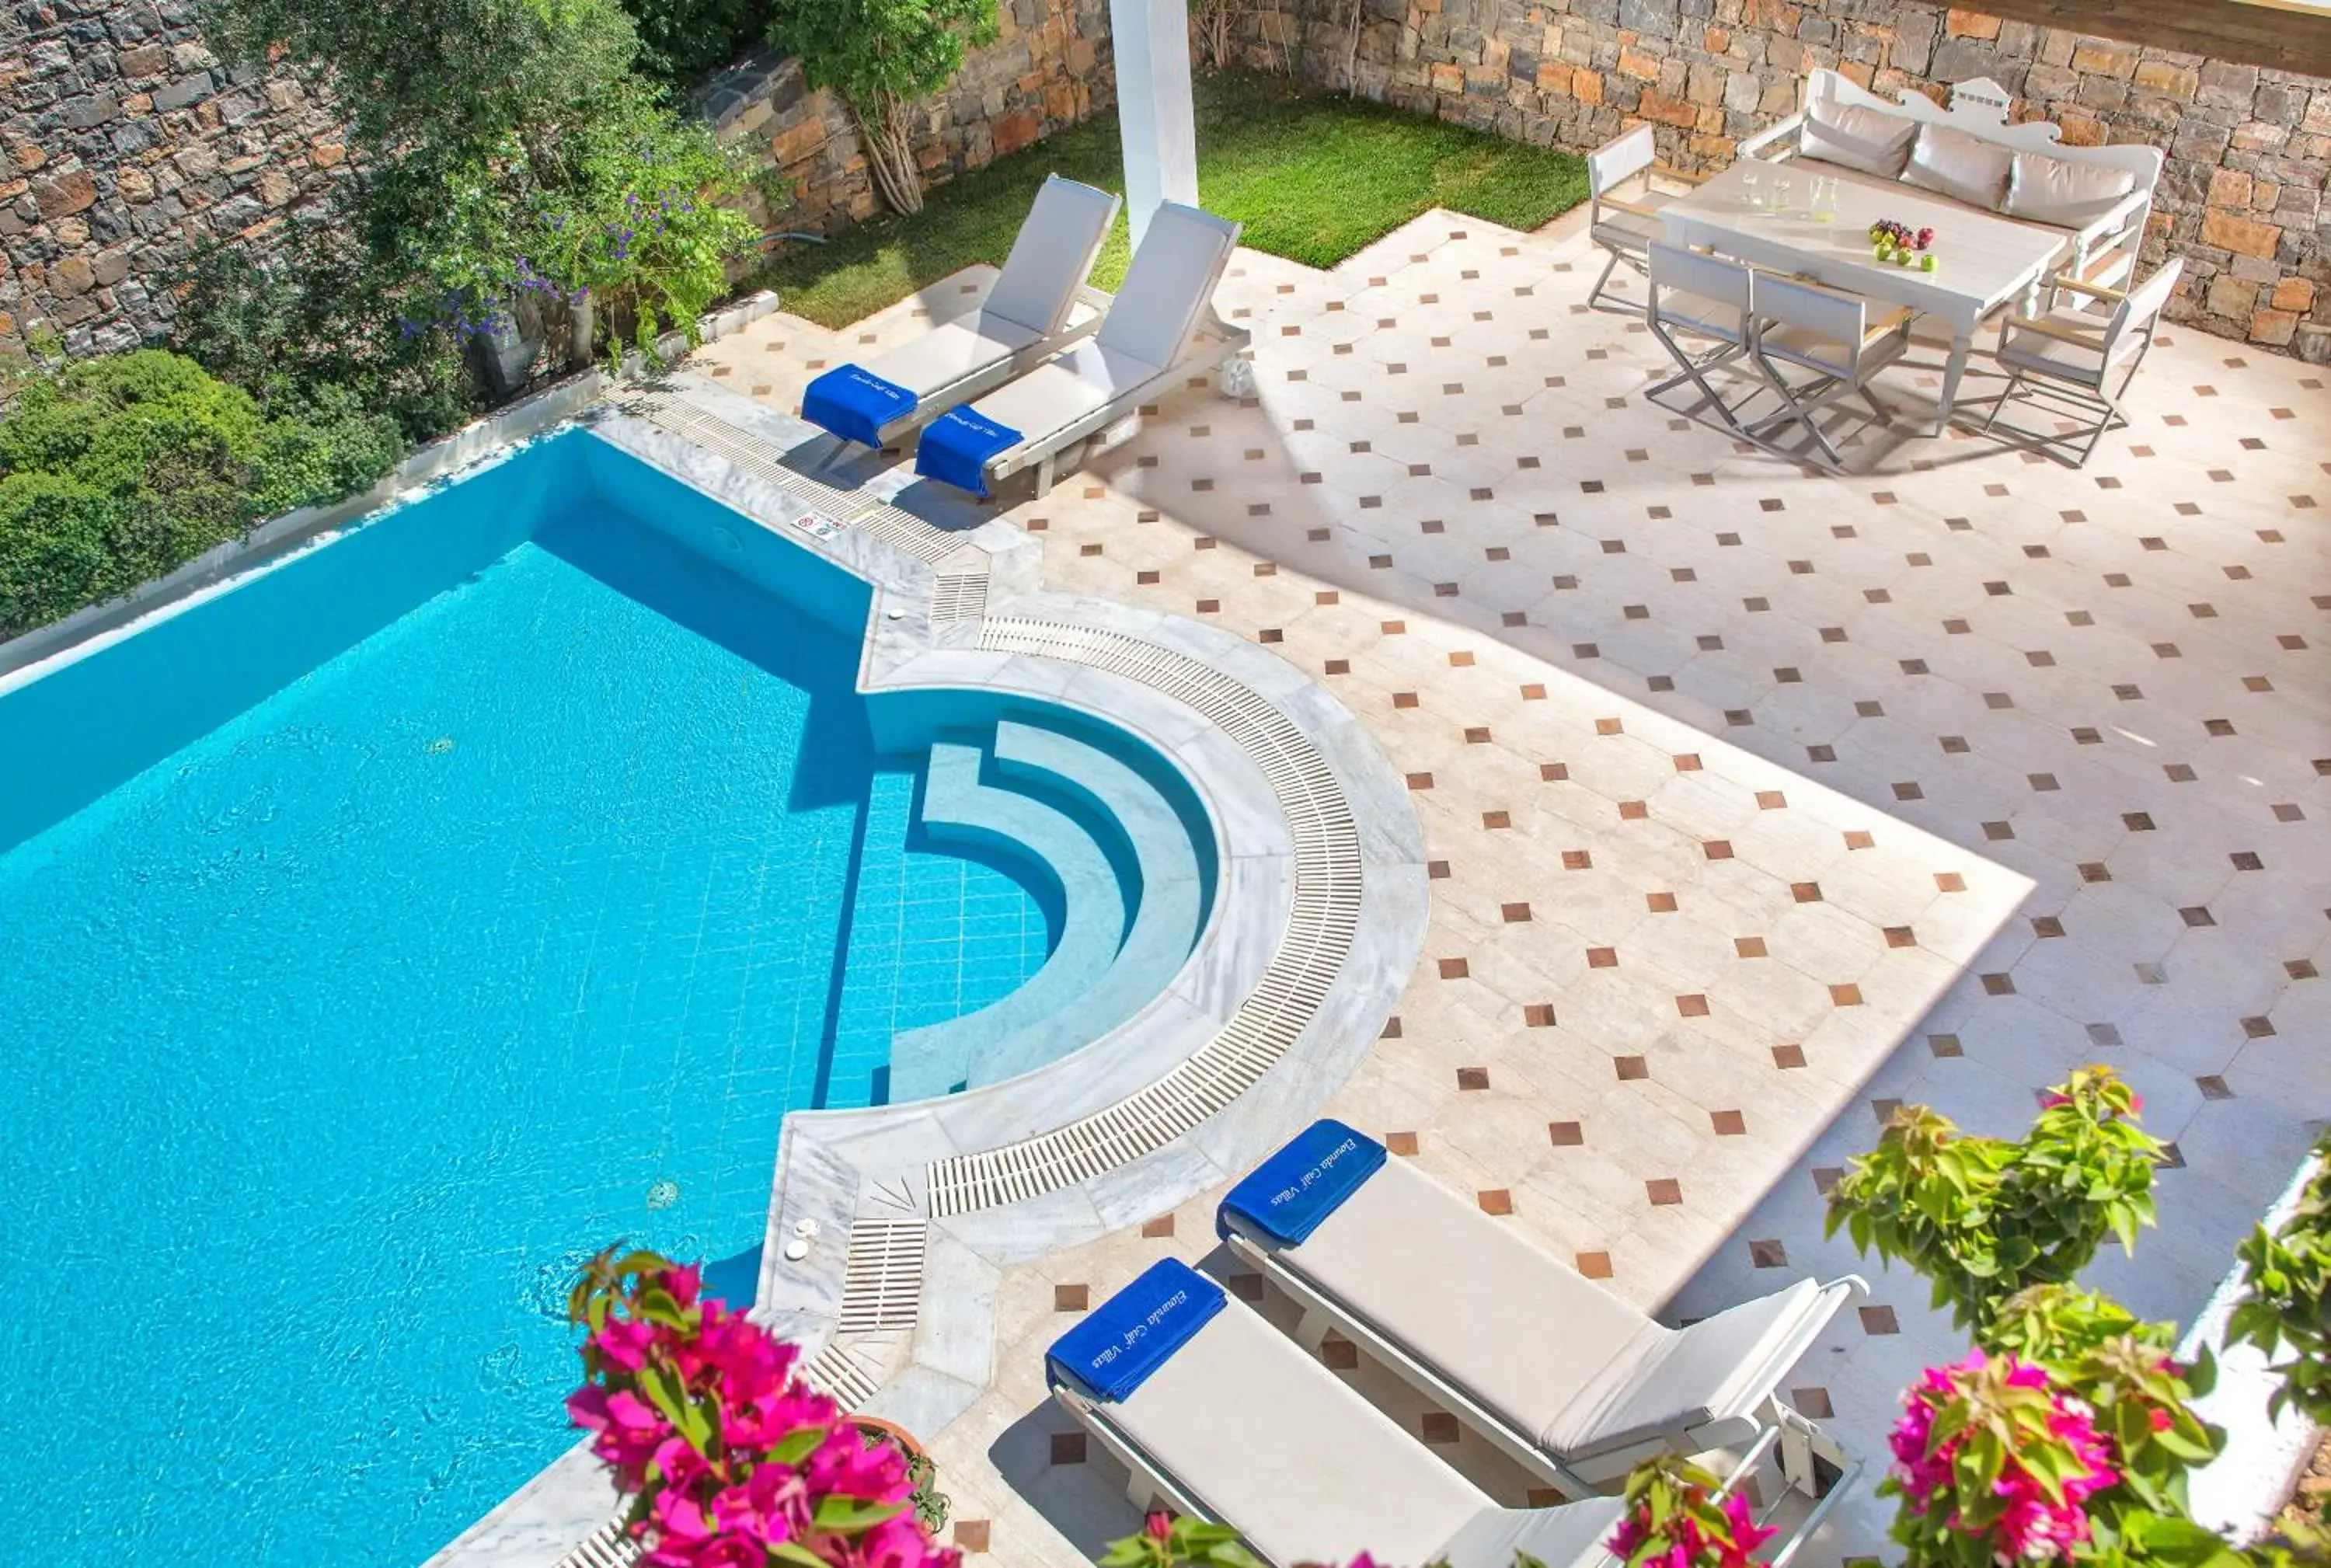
xmin=1048 ymin=1260 xmax=1853 ymax=1568
xmin=799 ymin=175 xmax=1120 ymax=454
xmin=914 ymin=201 xmax=1251 ymax=498
xmin=1047 ymin=1257 xmax=1626 ymax=1568
xmin=1215 ymin=1120 xmax=1866 ymax=1497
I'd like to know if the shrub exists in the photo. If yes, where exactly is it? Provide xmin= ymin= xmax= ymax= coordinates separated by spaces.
xmin=1825 ymin=1065 xmax=2163 ymax=1337
xmin=2229 ymin=1130 xmax=2331 ymax=1428
xmin=763 ymin=0 xmax=998 ymax=214
xmin=0 ymin=349 xmax=404 ymax=639
xmin=622 ymin=0 xmax=765 ymax=91
xmin=565 ymin=1245 xmax=956 ymax=1568
xmin=169 ymin=225 xmax=479 ymax=444
xmin=0 ymin=474 xmax=118 ymax=636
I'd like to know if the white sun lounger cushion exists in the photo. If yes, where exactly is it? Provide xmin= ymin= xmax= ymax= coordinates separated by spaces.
xmin=1095 ymin=202 xmax=1242 ymax=370
xmin=1262 ymin=1155 xmax=1831 ymax=1460
xmin=1105 ymin=1293 xmax=1490 ymax=1568
xmin=861 ymin=314 xmax=1047 ymax=400
xmin=956 ymin=340 xmax=1163 ymax=445
xmin=981 ymin=174 xmax=1124 ymax=336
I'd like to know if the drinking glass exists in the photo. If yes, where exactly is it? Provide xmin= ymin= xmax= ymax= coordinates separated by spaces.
xmin=1739 ymin=166 xmax=1762 ymax=213
xmin=1811 ymin=176 xmax=1839 ymax=222
xmin=1770 ymin=172 xmax=1794 ymax=217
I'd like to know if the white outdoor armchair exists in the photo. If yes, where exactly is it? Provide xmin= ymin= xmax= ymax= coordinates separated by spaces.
xmin=1645 ymin=241 xmax=1758 ymax=430
xmin=1980 ymin=258 xmax=2183 ymax=466
xmin=1585 ymin=127 xmax=1704 ymax=314
xmin=1744 ymin=270 xmax=1914 ymax=469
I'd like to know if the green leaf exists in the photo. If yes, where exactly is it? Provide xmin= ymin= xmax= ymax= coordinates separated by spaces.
xmin=811 ymin=1496 xmax=905 ymax=1535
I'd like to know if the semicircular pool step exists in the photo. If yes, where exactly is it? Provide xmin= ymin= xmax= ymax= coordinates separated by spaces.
xmin=884 ymin=716 xmax=1210 ymax=1102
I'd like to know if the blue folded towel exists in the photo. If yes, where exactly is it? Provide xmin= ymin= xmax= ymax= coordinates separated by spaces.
xmin=801 ymin=364 xmax=917 ymax=448
xmin=1045 ymin=1258 xmax=1225 ymax=1402
xmin=1217 ymin=1118 xmax=1387 ymax=1246
xmin=915 ymin=406 xmax=1023 ymax=497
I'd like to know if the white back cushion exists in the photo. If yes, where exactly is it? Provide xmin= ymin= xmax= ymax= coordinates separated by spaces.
xmin=1902 ymin=123 xmax=2014 ymax=211
xmin=982 ymin=175 xmax=1122 ymax=335
xmin=1096 ymin=203 xmax=1239 ymax=370
xmin=1799 ymin=100 xmax=1918 ymax=178
xmin=2002 ymin=149 xmax=2138 ymax=230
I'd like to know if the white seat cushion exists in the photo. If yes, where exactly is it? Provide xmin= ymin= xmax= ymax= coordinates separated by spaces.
xmin=963 ymin=340 xmax=1161 ymax=443
xmin=1902 ymin=123 xmax=2014 ymax=211
xmin=863 ymin=312 xmax=1043 ymax=399
xmin=1108 ymin=1298 xmax=1490 ymax=1568
xmin=1655 ymin=286 xmax=1746 ymax=340
xmin=1759 ymin=319 xmax=1910 ymax=379
xmin=1998 ymin=308 xmax=2140 ymax=384
xmin=2002 ymin=150 xmax=2138 ymax=230
xmin=1591 ymin=196 xmax=1667 ymax=253
xmin=1798 ymin=100 xmax=1918 ymax=178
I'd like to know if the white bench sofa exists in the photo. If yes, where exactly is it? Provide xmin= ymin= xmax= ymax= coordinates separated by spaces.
xmin=1740 ymin=70 xmax=2162 ymax=297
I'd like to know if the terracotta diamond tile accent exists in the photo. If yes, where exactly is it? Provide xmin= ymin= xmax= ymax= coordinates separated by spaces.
xmin=1228 ymin=1274 xmax=1264 ymax=1302
xmin=1049 ymin=1431 xmax=1088 ymax=1465
xmin=1735 ymin=936 xmax=1768 ymax=958
xmin=1549 ymin=1120 xmax=1584 ymax=1146
xmin=1793 ymin=1388 xmax=1834 ymax=1420
xmin=953 ymin=1521 xmax=991 ymax=1554
xmin=1772 ymin=1044 xmax=1807 ymax=1069
xmin=1615 ymin=1055 xmax=1650 ymax=1080
xmin=1712 ymin=1110 xmax=1747 ymax=1136
xmin=1676 ymin=993 xmax=1710 ymax=1016
xmin=1646 ymin=1178 xmax=1684 ymax=1206
xmin=1587 ymin=946 xmax=1619 ymax=968
xmin=1859 ymin=1305 xmax=1901 ymax=1336
xmin=1576 ymin=1251 xmax=1614 ymax=1279
xmin=1141 ymin=1214 xmax=1177 ymax=1239
xmin=1791 ymin=881 xmax=1824 ymax=902
xmin=1053 ymin=1284 xmax=1089 ymax=1312
xmin=1749 ymin=1239 xmax=1789 ymax=1267
xmin=1438 ymin=956 xmax=1469 ymax=979
xmin=1385 ymin=1131 xmax=1420 ymax=1155
xmin=1477 ymin=1189 xmax=1513 ymax=1215
xmin=1830 ymin=984 xmax=1864 ymax=1007
xmin=1456 ymin=1067 xmax=1490 ymax=1090
xmin=1524 ymin=1002 xmax=1556 ymax=1026
xmin=1320 ymin=1335 xmax=1360 ymax=1371
xmin=1420 ymin=1412 xmax=1462 ymax=1444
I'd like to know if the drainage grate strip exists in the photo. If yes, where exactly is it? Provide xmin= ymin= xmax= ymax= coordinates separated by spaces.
xmin=836 ymin=1219 xmax=929 ymax=1333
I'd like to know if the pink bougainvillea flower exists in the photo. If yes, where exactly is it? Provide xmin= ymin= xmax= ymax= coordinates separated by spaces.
xmin=1145 ymin=1512 xmax=1174 ymax=1542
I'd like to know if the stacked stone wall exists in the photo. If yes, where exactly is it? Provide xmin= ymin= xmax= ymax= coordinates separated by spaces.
xmin=697 ymin=0 xmax=1114 ymax=234
xmin=0 ymin=0 xmax=347 ymax=354
xmin=1 ymin=0 xmax=1112 ymax=354
xmin=1231 ymin=0 xmax=2331 ymax=357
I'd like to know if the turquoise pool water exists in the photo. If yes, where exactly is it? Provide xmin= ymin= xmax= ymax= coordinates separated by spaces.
xmin=0 ymin=436 xmax=1061 ymax=1566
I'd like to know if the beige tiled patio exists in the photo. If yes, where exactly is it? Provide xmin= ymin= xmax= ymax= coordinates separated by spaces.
xmin=693 ymin=202 xmax=2329 ymax=1566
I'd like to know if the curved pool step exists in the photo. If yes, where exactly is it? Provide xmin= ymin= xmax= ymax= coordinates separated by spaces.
xmin=972 ymin=717 xmax=1207 ymax=1086
xmin=884 ymin=736 xmax=1125 ymax=1103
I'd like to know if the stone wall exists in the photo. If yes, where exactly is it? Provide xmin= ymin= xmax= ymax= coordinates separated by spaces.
xmin=1232 ymin=0 xmax=2331 ymax=358
xmin=697 ymin=0 xmax=1114 ymax=235
xmin=0 ymin=0 xmax=1111 ymax=357
xmin=0 ymin=0 xmax=348 ymax=355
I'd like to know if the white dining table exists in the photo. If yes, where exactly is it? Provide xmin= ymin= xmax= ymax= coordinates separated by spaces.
xmin=1657 ymin=160 xmax=2072 ymax=435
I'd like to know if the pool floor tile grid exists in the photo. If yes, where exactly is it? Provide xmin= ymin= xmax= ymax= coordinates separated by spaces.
xmin=689 ymin=204 xmax=2328 ymax=1568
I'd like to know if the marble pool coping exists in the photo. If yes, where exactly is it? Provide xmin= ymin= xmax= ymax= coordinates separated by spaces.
xmin=426 ymin=376 xmax=1429 ymax=1568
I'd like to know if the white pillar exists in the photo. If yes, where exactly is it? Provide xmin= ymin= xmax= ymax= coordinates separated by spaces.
xmin=1110 ymin=0 xmax=1200 ymax=252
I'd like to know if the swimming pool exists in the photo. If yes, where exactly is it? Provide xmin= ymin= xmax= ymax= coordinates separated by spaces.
xmin=0 ymin=432 xmax=1211 ymax=1566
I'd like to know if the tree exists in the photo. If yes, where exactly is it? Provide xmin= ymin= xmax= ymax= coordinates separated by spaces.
xmin=763 ymin=0 xmax=999 ymax=215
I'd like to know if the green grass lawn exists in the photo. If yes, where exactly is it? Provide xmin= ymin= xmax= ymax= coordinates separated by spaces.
xmin=752 ymin=70 xmax=1588 ymax=329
